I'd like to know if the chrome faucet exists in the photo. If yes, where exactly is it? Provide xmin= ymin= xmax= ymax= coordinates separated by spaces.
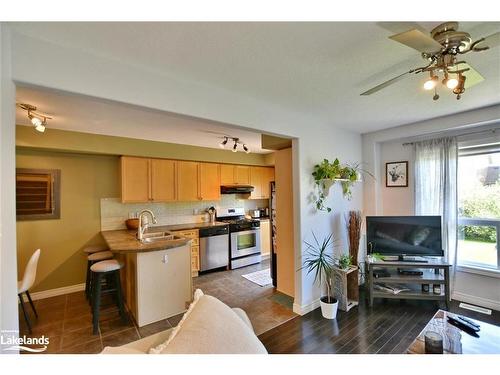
xmin=137 ymin=209 xmax=157 ymax=241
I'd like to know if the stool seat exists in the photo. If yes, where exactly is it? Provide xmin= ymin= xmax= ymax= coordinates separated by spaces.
xmin=87 ymin=251 xmax=113 ymax=262
xmin=90 ymin=259 xmax=123 ymax=273
xmin=83 ymin=245 xmax=109 ymax=254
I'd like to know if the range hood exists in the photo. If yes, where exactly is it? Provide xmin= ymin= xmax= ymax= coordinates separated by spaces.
xmin=220 ymin=185 xmax=254 ymax=194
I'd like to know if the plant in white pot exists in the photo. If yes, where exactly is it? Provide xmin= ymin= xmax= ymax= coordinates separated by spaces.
xmin=301 ymin=232 xmax=339 ymax=319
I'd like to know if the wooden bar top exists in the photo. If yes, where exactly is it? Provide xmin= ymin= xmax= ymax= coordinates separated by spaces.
xmin=101 ymin=227 xmax=191 ymax=254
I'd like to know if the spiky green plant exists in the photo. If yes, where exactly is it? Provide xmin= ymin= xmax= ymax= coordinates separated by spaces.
xmin=301 ymin=232 xmax=337 ymax=303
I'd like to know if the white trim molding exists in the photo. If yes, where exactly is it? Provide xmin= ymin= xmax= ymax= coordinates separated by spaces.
xmin=452 ymin=291 xmax=500 ymax=312
xmin=293 ymin=298 xmax=320 ymax=315
xmin=23 ymin=283 xmax=85 ymax=302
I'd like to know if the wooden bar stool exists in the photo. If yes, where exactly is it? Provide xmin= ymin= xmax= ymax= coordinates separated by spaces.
xmin=85 ymin=250 xmax=114 ymax=300
xmin=90 ymin=259 xmax=126 ymax=335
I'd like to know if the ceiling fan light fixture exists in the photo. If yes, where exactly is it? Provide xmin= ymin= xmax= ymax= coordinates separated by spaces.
xmin=423 ymin=77 xmax=437 ymax=90
xmin=446 ymin=77 xmax=459 ymax=89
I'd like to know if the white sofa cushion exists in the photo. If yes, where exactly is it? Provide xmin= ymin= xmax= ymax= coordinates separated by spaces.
xmin=150 ymin=294 xmax=267 ymax=354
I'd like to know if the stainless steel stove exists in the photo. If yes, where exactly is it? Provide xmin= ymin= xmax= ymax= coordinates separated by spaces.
xmin=217 ymin=207 xmax=261 ymax=269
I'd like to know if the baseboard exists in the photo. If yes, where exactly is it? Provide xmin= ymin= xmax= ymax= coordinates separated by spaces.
xmin=293 ymin=298 xmax=320 ymax=315
xmin=23 ymin=283 xmax=86 ymax=302
xmin=452 ymin=291 xmax=500 ymax=312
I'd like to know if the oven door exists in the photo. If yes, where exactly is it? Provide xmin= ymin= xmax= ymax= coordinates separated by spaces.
xmin=231 ymin=229 xmax=261 ymax=259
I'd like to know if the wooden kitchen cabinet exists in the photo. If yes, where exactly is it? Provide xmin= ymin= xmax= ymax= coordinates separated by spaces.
xmin=121 ymin=157 xmax=150 ymax=203
xmin=150 ymin=159 xmax=177 ymax=202
xmin=220 ymin=164 xmax=250 ymax=185
xmin=249 ymin=167 xmax=262 ymax=199
xmin=220 ymin=164 xmax=235 ymax=185
xmin=121 ymin=156 xmax=177 ymax=203
xmin=177 ymin=161 xmax=200 ymax=201
xmin=234 ymin=166 xmax=250 ymax=185
xmin=261 ymin=167 xmax=275 ymax=199
xmin=260 ymin=219 xmax=271 ymax=256
xmin=249 ymin=166 xmax=275 ymax=199
xmin=199 ymin=162 xmax=221 ymax=201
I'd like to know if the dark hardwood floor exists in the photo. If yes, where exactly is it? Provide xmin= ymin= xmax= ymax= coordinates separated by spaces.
xmin=258 ymin=291 xmax=500 ymax=354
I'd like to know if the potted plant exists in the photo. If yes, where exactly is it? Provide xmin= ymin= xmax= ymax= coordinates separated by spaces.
xmin=312 ymin=159 xmax=372 ymax=212
xmin=337 ymin=254 xmax=352 ymax=270
xmin=301 ymin=232 xmax=339 ymax=319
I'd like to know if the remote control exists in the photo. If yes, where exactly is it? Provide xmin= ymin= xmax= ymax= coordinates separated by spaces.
xmin=456 ymin=315 xmax=480 ymax=329
xmin=447 ymin=316 xmax=480 ymax=333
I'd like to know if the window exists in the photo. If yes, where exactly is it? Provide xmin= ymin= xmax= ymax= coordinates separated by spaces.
xmin=457 ymin=141 xmax=500 ymax=270
xmin=16 ymin=168 xmax=61 ymax=221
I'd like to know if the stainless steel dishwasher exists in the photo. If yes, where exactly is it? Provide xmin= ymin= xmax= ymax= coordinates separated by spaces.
xmin=199 ymin=225 xmax=230 ymax=272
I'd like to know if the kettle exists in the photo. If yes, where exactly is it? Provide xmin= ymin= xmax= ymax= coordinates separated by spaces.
xmin=207 ymin=206 xmax=216 ymax=224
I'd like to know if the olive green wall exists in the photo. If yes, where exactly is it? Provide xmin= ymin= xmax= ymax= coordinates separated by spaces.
xmin=16 ymin=125 xmax=273 ymax=166
xmin=16 ymin=149 xmax=120 ymax=292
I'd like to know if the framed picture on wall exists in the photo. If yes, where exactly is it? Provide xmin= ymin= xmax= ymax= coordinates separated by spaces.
xmin=386 ymin=161 xmax=408 ymax=187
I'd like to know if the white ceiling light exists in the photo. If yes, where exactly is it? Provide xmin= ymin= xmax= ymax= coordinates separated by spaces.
xmin=17 ymin=103 xmax=52 ymax=133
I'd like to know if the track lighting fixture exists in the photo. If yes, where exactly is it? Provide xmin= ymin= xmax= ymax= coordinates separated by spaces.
xmin=17 ymin=103 xmax=52 ymax=133
xmin=218 ymin=136 xmax=251 ymax=154
xmin=219 ymin=137 xmax=228 ymax=148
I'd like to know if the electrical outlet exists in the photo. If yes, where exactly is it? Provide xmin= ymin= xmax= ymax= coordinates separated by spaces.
xmin=162 ymin=254 xmax=168 ymax=264
xmin=193 ymin=208 xmax=201 ymax=215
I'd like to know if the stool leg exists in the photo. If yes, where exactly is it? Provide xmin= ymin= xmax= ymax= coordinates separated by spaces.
xmin=114 ymin=270 xmax=126 ymax=322
xmin=19 ymin=294 xmax=32 ymax=334
xmin=85 ymin=260 xmax=91 ymax=300
xmin=92 ymin=273 xmax=102 ymax=335
xmin=26 ymin=291 xmax=38 ymax=318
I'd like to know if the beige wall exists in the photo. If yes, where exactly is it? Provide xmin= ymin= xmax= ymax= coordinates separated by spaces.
xmin=17 ymin=125 xmax=272 ymax=166
xmin=275 ymin=148 xmax=294 ymax=297
xmin=16 ymin=149 xmax=120 ymax=292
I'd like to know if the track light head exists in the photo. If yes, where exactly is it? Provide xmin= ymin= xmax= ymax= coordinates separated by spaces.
xmin=232 ymin=141 xmax=238 ymax=152
xmin=219 ymin=137 xmax=228 ymax=148
xmin=243 ymin=144 xmax=249 ymax=153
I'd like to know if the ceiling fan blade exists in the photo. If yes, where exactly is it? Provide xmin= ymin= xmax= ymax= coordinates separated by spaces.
xmin=479 ymin=31 xmax=500 ymax=49
xmin=449 ymin=62 xmax=484 ymax=89
xmin=389 ymin=29 xmax=443 ymax=53
xmin=360 ymin=71 xmax=412 ymax=96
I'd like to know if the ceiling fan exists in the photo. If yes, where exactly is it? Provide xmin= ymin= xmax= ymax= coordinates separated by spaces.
xmin=361 ymin=22 xmax=500 ymax=100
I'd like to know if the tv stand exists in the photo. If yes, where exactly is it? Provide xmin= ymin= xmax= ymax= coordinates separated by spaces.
xmin=393 ymin=255 xmax=428 ymax=263
xmin=367 ymin=258 xmax=451 ymax=309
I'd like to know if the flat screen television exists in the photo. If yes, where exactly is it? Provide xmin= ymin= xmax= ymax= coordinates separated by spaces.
xmin=366 ymin=216 xmax=443 ymax=258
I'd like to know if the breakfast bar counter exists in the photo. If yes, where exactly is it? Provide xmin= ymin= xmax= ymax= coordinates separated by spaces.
xmin=100 ymin=228 xmax=193 ymax=327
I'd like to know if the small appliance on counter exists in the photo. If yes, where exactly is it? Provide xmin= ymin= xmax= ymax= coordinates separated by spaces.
xmin=207 ymin=206 xmax=216 ymax=224
xmin=249 ymin=209 xmax=260 ymax=218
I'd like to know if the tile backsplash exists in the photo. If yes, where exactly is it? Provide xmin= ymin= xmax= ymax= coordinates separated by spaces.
xmin=100 ymin=195 xmax=268 ymax=231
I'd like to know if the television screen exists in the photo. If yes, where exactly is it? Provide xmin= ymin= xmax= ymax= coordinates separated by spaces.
xmin=366 ymin=216 xmax=443 ymax=257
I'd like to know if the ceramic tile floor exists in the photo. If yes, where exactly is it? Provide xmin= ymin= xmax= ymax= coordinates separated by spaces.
xmin=19 ymin=259 xmax=296 ymax=353
xmin=193 ymin=258 xmax=297 ymax=335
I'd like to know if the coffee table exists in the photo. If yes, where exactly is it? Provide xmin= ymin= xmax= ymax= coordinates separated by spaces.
xmin=407 ymin=310 xmax=500 ymax=354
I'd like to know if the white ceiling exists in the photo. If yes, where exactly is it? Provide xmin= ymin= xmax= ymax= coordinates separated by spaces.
xmin=15 ymin=86 xmax=273 ymax=153
xmin=10 ymin=22 xmax=500 ymax=134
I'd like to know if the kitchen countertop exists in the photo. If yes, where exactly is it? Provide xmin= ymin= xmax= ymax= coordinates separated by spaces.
xmin=101 ymin=228 xmax=191 ymax=254
xmin=101 ymin=222 xmax=229 ymax=253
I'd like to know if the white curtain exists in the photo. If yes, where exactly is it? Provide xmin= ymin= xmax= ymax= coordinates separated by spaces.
xmin=414 ymin=137 xmax=458 ymax=290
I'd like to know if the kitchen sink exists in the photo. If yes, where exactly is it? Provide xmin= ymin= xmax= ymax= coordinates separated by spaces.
xmin=140 ymin=231 xmax=182 ymax=243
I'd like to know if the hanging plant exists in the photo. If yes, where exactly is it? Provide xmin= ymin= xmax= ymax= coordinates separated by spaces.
xmin=312 ymin=159 xmax=373 ymax=212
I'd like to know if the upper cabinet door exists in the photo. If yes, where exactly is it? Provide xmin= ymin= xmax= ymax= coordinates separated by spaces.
xmin=150 ymin=159 xmax=177 ymax=202
xmin=199 ymin=163 xmax=221 ymax=201
xmin=234 ymin=166 xmax=250 ymax=185
xmin=177 ymin=161 xmax=200 ymax=201
xmin=121 ymin=156 xmax=151 ymax=203
xmin=249 ymin=167 xmax=263 ymax=199
xmin=220 ymin=164 xmax=235 ymax=185
xmin=261 ymin=167 xmax=275 ymax=199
